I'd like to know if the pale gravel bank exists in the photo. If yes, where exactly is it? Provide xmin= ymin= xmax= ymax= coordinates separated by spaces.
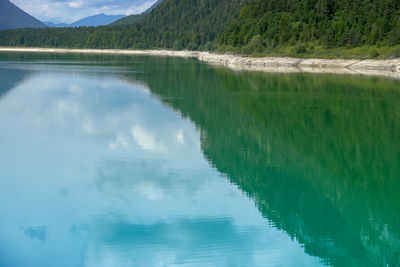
xmin=1 ymin=47 xmax=400 ymax=79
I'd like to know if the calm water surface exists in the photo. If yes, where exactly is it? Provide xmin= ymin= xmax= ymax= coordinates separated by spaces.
xmin=0 ymin=53 xmax=399 ymax=267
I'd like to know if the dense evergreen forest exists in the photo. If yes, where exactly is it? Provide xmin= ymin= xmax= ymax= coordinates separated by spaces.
xmin=0 ymin=0 xmax=399 ymax=57
xmin=221 ymin=0 xmax=400 ymax=49
xmin=0 ymin=0 xmax=243 ymax=50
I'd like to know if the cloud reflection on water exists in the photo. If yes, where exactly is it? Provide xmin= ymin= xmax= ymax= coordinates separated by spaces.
xmin=0 ymin=65 xmax=322 ymax=266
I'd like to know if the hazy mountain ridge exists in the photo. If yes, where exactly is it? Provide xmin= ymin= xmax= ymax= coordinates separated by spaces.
xmin=45 ymin=13 xmax=126 ymax=28
xmin=0 ymin=0 xmax=46 ymax=30
xmin=45 ymin=22 xmax=69 ymax=28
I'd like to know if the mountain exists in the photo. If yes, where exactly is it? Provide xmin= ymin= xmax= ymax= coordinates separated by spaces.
xmin=1 ymin=0 xmax=399 ymax=51
xmin=45 ymin=22 xmax=69 ymax=28
xmin=0 ymin=0 xmax=46 ymax=30
xmin=143 ymin=0 xmax=163 ymax=14
xmin=0 ymin=0 xmax=244 ymax=49
xmin=109 ymin=0 xmax=244 ymax=49
xmin=71 ymin=13 xmax=126 ymax=27
xmin=111 ymin=0 xmax=163 ymax=26
xmin=46 ymin=14 xmax=126 ymax=28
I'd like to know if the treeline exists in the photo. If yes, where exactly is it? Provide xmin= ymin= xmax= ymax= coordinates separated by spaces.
xmin=0 ymin=0 xmax=399 ymax=52
xmin=0 ymin=0 xmax=243 ymax=50
xmin=0 ymin=26 xmax=137 ymax=49
xmin=221 ymin=0 xmax=400 ymax=50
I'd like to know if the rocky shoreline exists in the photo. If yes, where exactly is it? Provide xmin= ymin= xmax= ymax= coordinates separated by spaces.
xmin=1 ymin=47 xmax=400 ymax=78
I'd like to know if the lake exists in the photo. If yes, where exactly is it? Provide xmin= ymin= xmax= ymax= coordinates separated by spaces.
xmin=0 ymin=52 xmax=399 ymax=267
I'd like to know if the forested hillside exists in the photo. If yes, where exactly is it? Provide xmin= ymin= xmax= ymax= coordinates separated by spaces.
xmin=129 ymin=0 xmax=243 ymax=49
xmin=221 ymin=0 xmax=400 ymax=49
xmin=0 ymin=0 xmax=243 ymax=50
xmin=0 ymin=0 xmax=399 ymax=56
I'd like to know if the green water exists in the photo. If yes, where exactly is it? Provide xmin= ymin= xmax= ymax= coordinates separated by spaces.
xmin=0 ymin=53 xmax=399 ymax=266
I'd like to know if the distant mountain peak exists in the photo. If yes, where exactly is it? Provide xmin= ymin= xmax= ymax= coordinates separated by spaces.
xmin=46 ymin=13 xmax=126 ymax=28
xmin=0 ymin=0 xmax=46 ymax=30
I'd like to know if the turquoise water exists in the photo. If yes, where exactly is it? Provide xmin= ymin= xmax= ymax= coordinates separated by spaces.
xmin=0 ymin=53 xmax=399 ymax=266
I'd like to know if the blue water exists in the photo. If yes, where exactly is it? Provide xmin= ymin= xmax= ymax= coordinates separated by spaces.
xmin=0 ymin=54 xmax=323 ymax=266
xmin=1 ymin=53 xmax=400 ymax=266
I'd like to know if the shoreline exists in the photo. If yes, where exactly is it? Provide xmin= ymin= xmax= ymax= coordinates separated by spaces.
xmin=1 ymin=47 xmax=400 ymax=78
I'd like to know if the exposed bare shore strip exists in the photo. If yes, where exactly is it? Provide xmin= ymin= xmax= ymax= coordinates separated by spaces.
xmin=1 ymin=47 xmax=400 ymax=79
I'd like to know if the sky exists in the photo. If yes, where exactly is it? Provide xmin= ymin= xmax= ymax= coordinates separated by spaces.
xmin=11 ymin=0 xmax=157 ymax=23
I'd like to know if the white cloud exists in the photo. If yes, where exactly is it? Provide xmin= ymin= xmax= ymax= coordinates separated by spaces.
xmin=69 ymin=85 xmax=83 ymax=94
xmin=68 ymin=0 xmax=83 ymax=9
xmin=135 ymin=182 xmax=164 ymax=201
xmin=176 ymin=130 xmax=184 ymax=144
xmin=108 ymin=134 xmax=130 ymax=150
xmin=131 ymin=125 xmax=168 ymax=153
xmin=131 ymin=125 xmax=156 ymax=151
xmin=82 ymin=120 xmax=94 ymax=133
